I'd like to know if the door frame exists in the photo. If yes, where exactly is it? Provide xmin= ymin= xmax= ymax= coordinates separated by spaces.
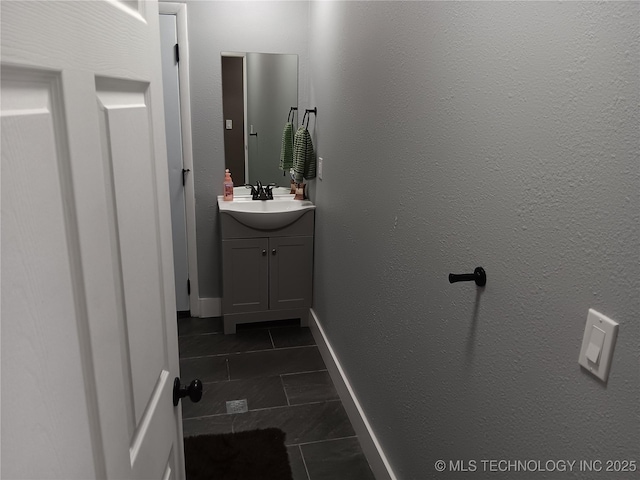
xmin=159 ymin=2 xmax=200 ymax=316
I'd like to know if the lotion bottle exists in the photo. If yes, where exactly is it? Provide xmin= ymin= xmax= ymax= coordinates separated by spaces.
xmin=223 ymin=169 xmax=233 ymax=201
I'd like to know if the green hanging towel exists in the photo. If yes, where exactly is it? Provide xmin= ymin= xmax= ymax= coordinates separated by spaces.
xmin=279 ymin=122 xmax=294 ymax=170
xmin=293 ymin=126 xmax=316 ymax=182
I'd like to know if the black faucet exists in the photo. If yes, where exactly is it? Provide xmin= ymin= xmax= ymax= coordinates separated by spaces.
xmin=256 ymin=181 xmax=268 ymax=200
xmin=265 ymin=184 xmax=275 ymax=200
xmin=246 ymin=181 xmax=276 ymax=200
xmin=245 ymin=183 xmax=259 ymax=200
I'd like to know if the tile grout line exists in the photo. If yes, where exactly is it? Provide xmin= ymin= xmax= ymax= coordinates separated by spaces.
xmin=192 ymin=369 xmax=330 ymax=387
xmin=280 ymin=374 xmax=291 ymax=407
xmin=182 ymin=399 xmax=344 ymax=421
xmin=179 ymin=344 xmax=318 ymax=360
xmin=179 ymin=331 xmax=224 ymax=339
xmin=280 ymin=368 xmax=328 ymax=377
xmin=293 ymin=435 xmax=359 ymax=447
xmin=299 ymin=444 xmax=312 ymax=480
xmin=178 ymin=319 xmax=308 ymax=338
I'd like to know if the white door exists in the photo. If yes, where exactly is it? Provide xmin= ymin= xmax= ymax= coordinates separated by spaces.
xmin=159 ymin=13 xmax=190 ymax=312
xmin=1 ymin=1 xmax=185 ymax=479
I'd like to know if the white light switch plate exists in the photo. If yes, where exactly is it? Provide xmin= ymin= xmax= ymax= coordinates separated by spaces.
xmin=226 ymin=119 xmax=232 ymax=130
xmin=578 ymin=309 xmax=619 ymax=382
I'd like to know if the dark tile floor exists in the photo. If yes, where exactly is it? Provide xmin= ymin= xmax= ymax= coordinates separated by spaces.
xmin=178 ymin=317 xmax=375 ymax=480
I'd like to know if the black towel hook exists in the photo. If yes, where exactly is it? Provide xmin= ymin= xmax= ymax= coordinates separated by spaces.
xmin=449 ymin=267 xmax=486 ymax=287
xmin=303 ymin=107 xmax=317 ymax=129
xmin=288 ymin=107 xmax=298 ymax=123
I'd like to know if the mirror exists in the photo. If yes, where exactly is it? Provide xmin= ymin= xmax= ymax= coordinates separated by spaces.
xmin=221 ymin=52 xmax=298 ymax=186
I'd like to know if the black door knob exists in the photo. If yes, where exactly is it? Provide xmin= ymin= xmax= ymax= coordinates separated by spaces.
xmin=173 ymin=377 xmax=203 ymax=406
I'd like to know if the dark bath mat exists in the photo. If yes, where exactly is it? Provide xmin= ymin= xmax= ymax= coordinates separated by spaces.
xmin=184 ymin=428 xmax=293 ymax=480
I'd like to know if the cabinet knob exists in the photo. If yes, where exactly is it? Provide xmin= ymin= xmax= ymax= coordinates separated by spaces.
xmin=272 ymin=249 xmax=277 ymax=255
xmin=262 ymin=249 xmax=267 ymax=256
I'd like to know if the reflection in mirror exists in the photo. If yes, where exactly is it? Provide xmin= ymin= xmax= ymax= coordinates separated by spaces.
xmin=221 ymin=52 xmax=298 ymax=186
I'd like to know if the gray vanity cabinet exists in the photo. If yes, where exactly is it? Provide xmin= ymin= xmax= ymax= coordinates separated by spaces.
xmin=220 ymin=210 xmax=314 ymax=334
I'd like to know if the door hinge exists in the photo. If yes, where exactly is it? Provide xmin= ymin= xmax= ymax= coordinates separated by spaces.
xmin=187 ymin=278 xmax=191 ymax=295
xmin=174 ymin=43 xmax=180 ymax=63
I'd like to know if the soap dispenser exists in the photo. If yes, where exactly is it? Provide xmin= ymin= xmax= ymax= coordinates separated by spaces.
xmin=223 ymin=169 xmax=233 ymax=201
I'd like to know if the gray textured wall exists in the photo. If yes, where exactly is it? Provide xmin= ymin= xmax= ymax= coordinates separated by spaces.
xmin=307 ymin=1 xmax=639 ymax=479
xmin=186 ymin=0 xmax=309 ymax=298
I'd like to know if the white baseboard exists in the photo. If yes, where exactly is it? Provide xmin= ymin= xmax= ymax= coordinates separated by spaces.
xmin=198 ymin=297 xmax=221 ymax=318
xmin=308 ymin=309 xmax=397 ymax=480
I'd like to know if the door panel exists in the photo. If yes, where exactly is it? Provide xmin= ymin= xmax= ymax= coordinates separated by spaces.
xmin=162 ymin=446 xmax=177 ymax=480
xmin=96 ymin=80 xmax=167 ymax=426
xmin=1 ymin=66 xmax=97 ymax=479
xmin=129 ymin=371 xmax=174 ymax=478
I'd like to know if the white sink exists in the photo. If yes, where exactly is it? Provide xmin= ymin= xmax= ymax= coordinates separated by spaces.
xmin=218 ymin=195 xmax=315 ymax=230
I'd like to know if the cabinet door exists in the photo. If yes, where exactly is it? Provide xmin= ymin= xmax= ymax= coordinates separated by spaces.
xmin=269 ymin=236 xmax=313 ymax=310
xmin=222 ymin=238 xmax=269 ymax=313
